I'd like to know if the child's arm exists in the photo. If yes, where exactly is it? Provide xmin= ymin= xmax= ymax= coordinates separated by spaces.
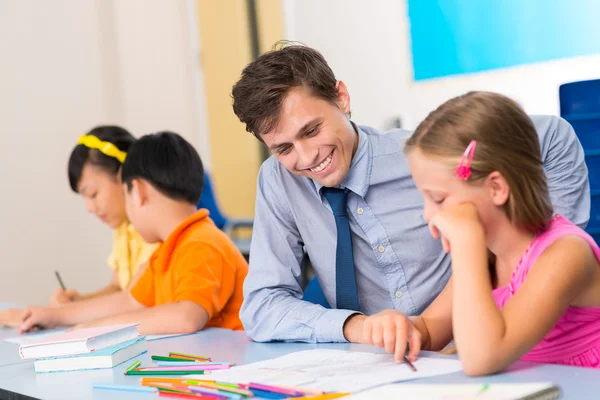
xmin=50 ymin=272 xmax=121 ymax=305
xmin=452 ymin=233 xmax=594 ymax=376
xmin=20 ymin=290 xmax=142 ymax=333
xmin=75 ymin=300 xmax=209 ymax=334
xmin=410 ymin=276 xmax=454 ymax=351
xmin=76 ymin=272 xmax=122 ymax=300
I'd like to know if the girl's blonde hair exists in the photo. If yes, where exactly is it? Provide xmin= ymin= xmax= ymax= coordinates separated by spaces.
xmin=405 ymin=91 xmax=553 ymax=233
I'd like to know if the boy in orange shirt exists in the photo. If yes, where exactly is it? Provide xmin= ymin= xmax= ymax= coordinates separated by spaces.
xmin=20 ymin=132 xmax=248 ymax=334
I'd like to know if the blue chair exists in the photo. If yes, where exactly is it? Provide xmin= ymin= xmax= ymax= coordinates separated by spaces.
xmin=197 ymin=172 xmax=253 ymax=258
xmin=559 ymin=79 xmax=600 ymax=243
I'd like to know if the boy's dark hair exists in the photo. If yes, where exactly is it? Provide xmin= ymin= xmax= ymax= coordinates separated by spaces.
xmin=121 ymin=131 xmax=204 ymax=205
xmin=68 ymin=125 xmax=136 ymax=193
xmin=232 ymin=41 xmax=339 ymax=140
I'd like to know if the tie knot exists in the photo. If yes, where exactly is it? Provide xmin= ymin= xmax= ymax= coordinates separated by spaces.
xmin=322 ymin=187 xmax=349 ymax=217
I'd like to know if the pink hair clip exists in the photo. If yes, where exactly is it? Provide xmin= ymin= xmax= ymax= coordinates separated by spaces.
xmin=455 ymin=140 xmax=477 ymax=180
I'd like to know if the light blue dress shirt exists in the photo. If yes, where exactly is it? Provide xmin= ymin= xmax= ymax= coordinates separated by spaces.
xmin=241 ymin=115 xmax=589 ymax=343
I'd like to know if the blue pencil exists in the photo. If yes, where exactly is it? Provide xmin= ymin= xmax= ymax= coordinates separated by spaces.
xmin=93 ymin=383 xmax=156 ymax=393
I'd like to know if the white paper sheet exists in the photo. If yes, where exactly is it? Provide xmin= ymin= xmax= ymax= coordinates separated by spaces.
xmin=348 ymin=383 xmax=560 ymax=400
xmin=201 ymin=349 xmax=463 ymax=393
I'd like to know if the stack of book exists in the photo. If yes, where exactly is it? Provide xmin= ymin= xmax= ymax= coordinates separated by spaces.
xmin=18 ymin=323 xmax=146 ymax=373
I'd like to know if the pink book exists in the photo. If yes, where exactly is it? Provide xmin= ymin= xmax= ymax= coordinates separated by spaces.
xmin=19 ymin=323 xmax=140 ymax=360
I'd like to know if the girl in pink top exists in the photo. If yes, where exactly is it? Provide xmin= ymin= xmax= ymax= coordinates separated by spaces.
xmin=404 ymin=91 xmax=600 ymax=376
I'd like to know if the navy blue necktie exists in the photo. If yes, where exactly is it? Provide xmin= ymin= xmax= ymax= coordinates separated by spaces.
xmin=322 ymin=188 xmax=360 ymax=311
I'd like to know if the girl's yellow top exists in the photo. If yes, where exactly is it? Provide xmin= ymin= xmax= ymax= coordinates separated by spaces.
xmin=107 ymin=221 xmax=159 ymax=289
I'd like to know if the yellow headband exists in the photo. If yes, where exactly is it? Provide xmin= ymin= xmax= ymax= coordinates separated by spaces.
xmin=77 ymin=135 xmax=127 ymax=163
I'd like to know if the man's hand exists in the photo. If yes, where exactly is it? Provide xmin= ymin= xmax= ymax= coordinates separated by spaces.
xmin=343 ymin=310 xmax=422 ymax=363
xmin=50 ymin=289 xmax=80 ymax=306
xmin=20 ymin=307 xmax=59 ymax=333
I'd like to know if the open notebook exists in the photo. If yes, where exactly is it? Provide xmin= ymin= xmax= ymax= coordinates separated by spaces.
xmin=34 ymin=336 xmax=146 ymax=373
xmin=19 ymin=323 xmax=139 ymax=359
xmin=348 ymin=383 xmax=561 ymax=400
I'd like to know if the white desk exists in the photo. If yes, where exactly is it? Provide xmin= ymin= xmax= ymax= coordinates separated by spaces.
xmin=0 ymin=328 xmax=599 ymax=399
xmin=2 ymin=300 xmax=600 ymax=399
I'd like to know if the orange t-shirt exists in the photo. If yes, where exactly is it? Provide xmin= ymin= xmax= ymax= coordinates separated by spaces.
xmin=130 ymin=209 xmax=248 ymax=330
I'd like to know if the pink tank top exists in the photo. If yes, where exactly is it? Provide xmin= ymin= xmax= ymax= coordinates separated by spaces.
xmin=492 ymin=215 xmax=600 ymax=368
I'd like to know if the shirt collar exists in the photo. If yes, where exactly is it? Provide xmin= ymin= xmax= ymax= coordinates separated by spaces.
xmin=152 ymin=209 xmax=210 ymax=272
xmin=311 ymin=122 xmax=372 ymax=199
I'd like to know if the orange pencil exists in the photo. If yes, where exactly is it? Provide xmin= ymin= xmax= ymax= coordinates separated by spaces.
xmin=140 ymin=378 xmax=215 ymax=386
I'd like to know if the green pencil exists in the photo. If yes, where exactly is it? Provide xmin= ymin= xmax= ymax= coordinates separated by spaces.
xmin=126 ymin=370 xmax=206 ymax=376
xmin=123 ymin=360 xmax=141 ymax=375
xmin=151 ymin=355 xmax=197 ymax=362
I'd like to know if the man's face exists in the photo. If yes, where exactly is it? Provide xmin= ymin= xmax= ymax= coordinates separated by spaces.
xmin=262 ymin=83 xmax=358 ymax=188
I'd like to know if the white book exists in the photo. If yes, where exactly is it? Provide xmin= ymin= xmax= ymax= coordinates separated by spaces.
xmin=34 ymin=336 xmax=146 ymax=373
xmin=19 ymin=323 xmax=139 ymax=359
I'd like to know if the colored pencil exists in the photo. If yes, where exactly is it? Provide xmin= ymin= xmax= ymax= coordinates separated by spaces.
xmin=268 ymin=384 xmax=323 ymax=396
xmin=190 ymin=386 xmax=241 ymax=399
xmin=136 ymin=365 xmax=229 ymax=371
xmin=247 ymin=383 xmax=303 ymax=397
xmin=140 ymin=378 xmax=215 ymax=386
xmin=156 ymin=361 xmax=235 ymax=367
xmin=244 ymin=389 xmax=288 ymax=399
xmin=145 ymin=382 xmax=194 ymax=393
xmin=215 ymin=382 xmax=240 ymax=389
xmin=298 ymin=394 xmax=350 ymax=400
xmin=153 ymin=355 xmax=201 ymax=362
xmin=158 ymin=390 xmax=214 ymax=399
xmin=123 ymin=359 xmax=142 ymax=375
xmin=126 ymin=370 xmax=207 ymax=376
xmin=195 ymin=383 xmax=253 ymax=397
xmin=169 ymin=352 xmax=211 ymax=360
xmin=93 ymin=383 xmax=156 ymax=393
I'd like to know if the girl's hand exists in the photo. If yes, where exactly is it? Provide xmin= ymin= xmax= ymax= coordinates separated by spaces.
xmin=50 ymin=289 xmax=79 ymax=306
xmin=429 ymin=203 xmax=484 ymax=253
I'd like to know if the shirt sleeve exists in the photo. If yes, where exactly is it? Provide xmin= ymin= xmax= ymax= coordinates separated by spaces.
xmin=240 ymin=160 xmax=357 ymax=343
xmin=130 ymin=263 xmax=156 ymax=307
xmin=170 ymin=244 xmax=235 ymax=319
xmin=533 ymin=115 xmax=590 ymax=229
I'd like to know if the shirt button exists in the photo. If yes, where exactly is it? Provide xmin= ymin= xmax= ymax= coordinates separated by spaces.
xmin=395 ymin=290 xmax=403 ymax=298
xmin=357 ymin=208 xmax=364 ymax=215
xmin=377 ymin=245 xmax=385 ymax=253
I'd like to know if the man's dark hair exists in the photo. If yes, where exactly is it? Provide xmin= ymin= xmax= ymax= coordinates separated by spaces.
xmin=121 ymin=131 xmax=204 ymax=205
xmin=232 ymin=41 xmax=339 ymax=140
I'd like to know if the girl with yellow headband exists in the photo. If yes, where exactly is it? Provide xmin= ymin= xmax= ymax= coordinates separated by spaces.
xmin=50 ymin=126 xmax=159 ymax=305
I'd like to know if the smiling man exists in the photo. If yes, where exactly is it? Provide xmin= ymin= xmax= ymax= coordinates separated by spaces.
xmin=231 ymin=43 xmax=590 ymax=357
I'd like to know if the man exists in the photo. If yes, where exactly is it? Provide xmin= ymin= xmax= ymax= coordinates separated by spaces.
xmin=231 ymin=43 xmax=590 ymax=359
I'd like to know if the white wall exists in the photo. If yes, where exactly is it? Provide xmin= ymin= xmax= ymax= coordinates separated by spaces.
xmin=0 ymin=0 xmax=209 ymax=304
xmin=283 ymin=0 xmax=600 ymax=130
